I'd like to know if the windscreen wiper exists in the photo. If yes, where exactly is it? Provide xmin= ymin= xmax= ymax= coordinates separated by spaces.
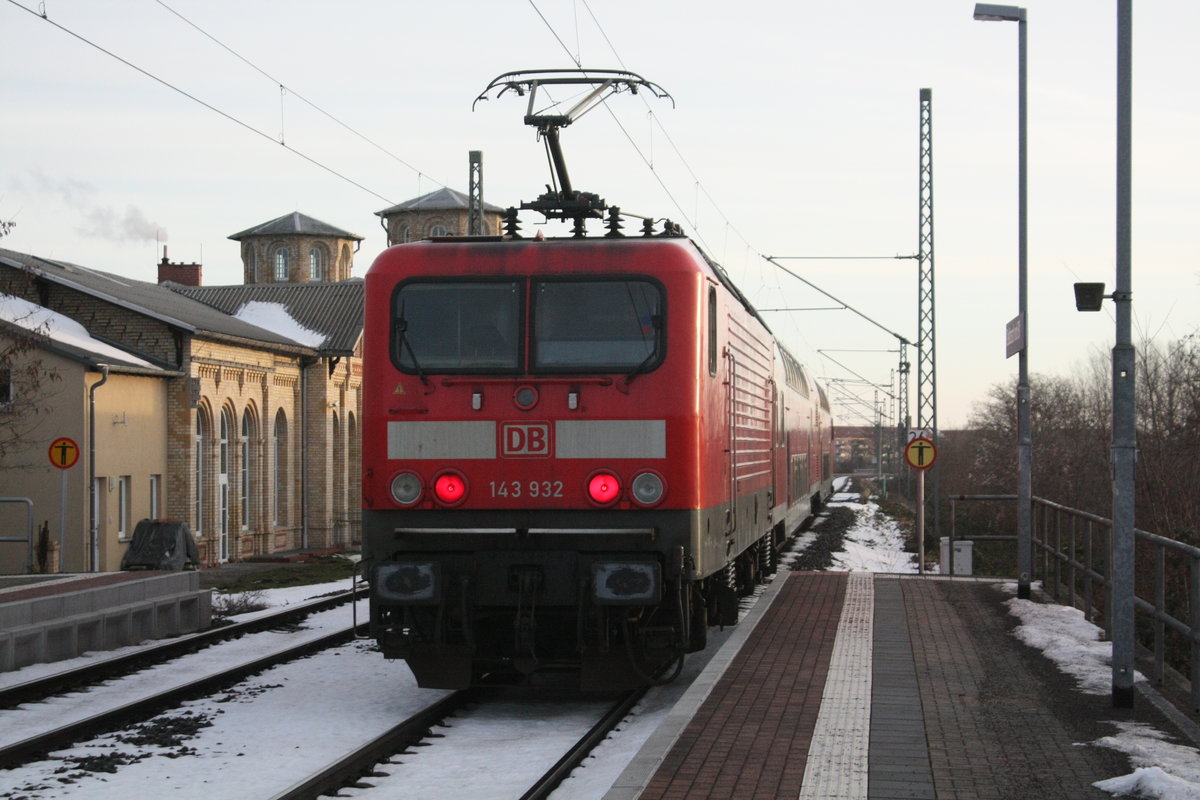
xmin=396 ymin=303 xmax=429 ymax=386
xmin=623 ymin=315 xmax=662 ymax=387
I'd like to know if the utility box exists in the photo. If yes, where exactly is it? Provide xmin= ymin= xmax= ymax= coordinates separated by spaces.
xmin=939 ymin=537 xmax=973 ymax=575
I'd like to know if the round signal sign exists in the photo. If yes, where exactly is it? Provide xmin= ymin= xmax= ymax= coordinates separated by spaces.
xmin=49 ymin=437 xmax=80 ymax=469
xmin=904 ymin=437 xmax=937 ymax=471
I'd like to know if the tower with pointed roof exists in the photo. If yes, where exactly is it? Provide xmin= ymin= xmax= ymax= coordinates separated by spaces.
xmin=229 ymin=212 xmax=363 ymax=285
xmin=375 ymin=187 xmax=505 ymax=246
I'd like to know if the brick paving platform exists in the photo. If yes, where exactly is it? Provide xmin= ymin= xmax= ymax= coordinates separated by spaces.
xmin=605 ymin=571 xmax=1197 ymax=800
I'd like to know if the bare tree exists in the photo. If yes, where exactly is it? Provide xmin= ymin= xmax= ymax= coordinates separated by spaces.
xmin=1134 ymin=334 xmax=1200 ymax=546
xmin=0 ymin=222 xmax=63 ymax=467
xmin=961 ymin=334 xmax=1199 ymax=547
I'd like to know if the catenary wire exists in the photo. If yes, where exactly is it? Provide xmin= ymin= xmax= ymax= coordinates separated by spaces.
xmin=5 ymin=0 xmax=399 ymax=206
xmin=154 ymin=0 xmax=446 ymax=190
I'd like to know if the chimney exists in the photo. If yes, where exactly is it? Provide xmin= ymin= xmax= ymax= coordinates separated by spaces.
xmin=157 ymin=246 xmax=203 ymax=286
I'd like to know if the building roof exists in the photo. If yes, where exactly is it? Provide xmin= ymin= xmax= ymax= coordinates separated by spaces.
xmin=375 ymin=186 xmax=507 ymax=217
xmin=0 ymin=249 xmax=316 ymax=354
xmin=227 ymin=212 xmax=363 ymax=242
xmin=172 ymin=281 xmax=364 ymax=356
xmin=0 ymin=293 xmax=178 ymax=374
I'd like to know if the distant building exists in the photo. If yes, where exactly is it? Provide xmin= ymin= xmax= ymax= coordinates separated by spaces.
xmin=375 ymin=187 xmax=505 ymax=245
xmin=228 ymin=212 xmax=362 ymax=284
xmin=834 ymin=425 xmax=882 ymax=472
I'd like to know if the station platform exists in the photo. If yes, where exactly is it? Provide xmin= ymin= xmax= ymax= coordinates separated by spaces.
xmin=0 ymin=571 xmax=211 ymax=672
xmin=604 ymin=571 xmax=1198 ymax=800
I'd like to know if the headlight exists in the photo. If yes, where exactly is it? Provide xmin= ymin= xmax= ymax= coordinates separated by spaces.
xmin=630 ymin=471 xmax=665 ymax=506
xmin=390 ymin=471 xmax=423 ymax=506
xmin=592 ymin=561 xmax=661 ymax=605
xmin=375 ymin=562 xmax=439 ymax=604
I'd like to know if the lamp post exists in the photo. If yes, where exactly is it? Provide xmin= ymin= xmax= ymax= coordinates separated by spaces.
xmin=1073 ymin=0 xmax=1135 ymax=710
xmin=974 ymin=2 xmax=1032 ymax=600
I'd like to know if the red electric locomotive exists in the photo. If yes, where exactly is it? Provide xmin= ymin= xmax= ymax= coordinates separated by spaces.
xmin=361 ymin=230 xmax=833 ymax=689
xmin=360 ymin=70 xmax=833 ymax=689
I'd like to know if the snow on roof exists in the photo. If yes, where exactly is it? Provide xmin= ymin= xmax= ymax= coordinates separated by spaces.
xmin=233 ymin=301 xmax=326 ymax=348
xmin=0 ymin=293 xmax=157 ymax=368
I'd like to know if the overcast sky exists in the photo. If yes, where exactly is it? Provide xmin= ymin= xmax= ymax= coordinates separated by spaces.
xmin=3 ymin=0 xmax=1197 ymax=427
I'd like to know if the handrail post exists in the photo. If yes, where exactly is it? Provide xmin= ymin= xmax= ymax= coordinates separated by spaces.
xmin=1069 ymin=513 xmax=1078 ymax=613
xmin=1084 ymin=519 xmax=1095 ymax=624
xmin=1191 ymin=555 xmax=1200 ymax=712
xmin=1153 ymin=545 xmax=1165 ymax=685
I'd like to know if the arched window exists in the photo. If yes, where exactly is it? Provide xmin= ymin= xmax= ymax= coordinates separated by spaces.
xmin=219 ymin=409 xmax=233 ymax=561
xmin=274 ymin=247 xmax=289 ymax=281
xmin=273 ymin=409 xmax=288 ymax=526
xmin=398 ymin=226 xmax=411 ymax=244
xmin=195 ymin=412 xmax=207 ymax=536
xmin=348 ymin=410 xmax=360 ymax=544
xmin=429 ymin=224 xmax=450 ymax=237
xmin=309 ymin=246 xmax=324 ymax=281
xmin=332 ymin=410 xmax=344 ymax=541
xmin=241 ymin=410 xmax=254 ymax=531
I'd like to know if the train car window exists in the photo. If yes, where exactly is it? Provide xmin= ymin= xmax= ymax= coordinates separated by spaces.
xmin=392 ymin=281 xmax=521 ymax=372
xmin=708 ymin=286 xmax=717 ymax=376
xmin=532 ymin=279 xmax=664 ymax=371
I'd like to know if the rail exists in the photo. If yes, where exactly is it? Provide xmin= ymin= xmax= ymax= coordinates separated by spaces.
xmin=947 ymin=493 xmax=1200 ymax=711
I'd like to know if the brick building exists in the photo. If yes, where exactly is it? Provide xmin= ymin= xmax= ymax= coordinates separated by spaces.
xmin=375 ymin=186 xmax=505 ymax=244
xmin=229 ymin=211 xmax=362 ymax=284
xmin=0 ymin=212 xmax=364 ymax=572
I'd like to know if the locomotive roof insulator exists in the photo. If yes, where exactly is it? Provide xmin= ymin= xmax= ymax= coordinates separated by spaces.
xmin=503 ymin=207 xmax=522 ymax=239
xmin=604 ymin=207 xmax=624 ymax=238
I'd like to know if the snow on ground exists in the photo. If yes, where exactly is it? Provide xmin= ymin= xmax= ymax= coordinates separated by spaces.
xmin=825 ymin=499 xmax=919 ymax=574
xmin=3 ymin=492 xmax=1198 ymax=799
xmin=1002 ymin=584 xmax=1200 ymax=798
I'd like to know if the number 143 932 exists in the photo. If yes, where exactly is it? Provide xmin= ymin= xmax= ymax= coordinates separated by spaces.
xmin=489 ymin=480 xmax=564 ymax=499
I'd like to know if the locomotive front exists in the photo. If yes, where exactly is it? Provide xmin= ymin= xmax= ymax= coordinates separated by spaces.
xmin=361 ymin=237 xmax=708 ymax=689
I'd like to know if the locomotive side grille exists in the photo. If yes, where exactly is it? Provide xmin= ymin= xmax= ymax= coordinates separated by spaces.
xmin=727 ymin=317 xmax=774 ymax=483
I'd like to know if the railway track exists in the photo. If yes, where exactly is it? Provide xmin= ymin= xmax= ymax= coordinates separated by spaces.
xmin=0 ymin=590 xmax=363 ymax=769
xmin=0 ymin=530 xmax=821 ymax=798
xmin=268 ymin=686 xmax=647 ymax=800
xmin=0 ymin=586 xmax=360 ymax=710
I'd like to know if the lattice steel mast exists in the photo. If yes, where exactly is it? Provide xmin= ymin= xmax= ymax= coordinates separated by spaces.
xmin=468 ymin=150 xmax=484 ymax=235
xmin=917 ymin=88 xmax=939 ymax=538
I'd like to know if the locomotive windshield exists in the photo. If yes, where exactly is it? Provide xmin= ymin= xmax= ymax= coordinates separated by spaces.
xmin=393 ymin=281 xmax=521 ymax=371
xmin=390 ymin=277 xmax=663 ymax=374
xmin=532 ymin=279 xmax=662 ymax=371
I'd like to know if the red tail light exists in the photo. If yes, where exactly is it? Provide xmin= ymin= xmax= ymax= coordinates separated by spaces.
xmin=433 ymin=471 xmax=467 ymax=506
xmin=587 ymin=471 xmax=621 ymax=505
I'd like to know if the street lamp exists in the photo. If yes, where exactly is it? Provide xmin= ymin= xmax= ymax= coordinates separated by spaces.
xmin=974 ymin=2 xmax=1033 ymax=601
xmin=1074 ymin=2 xmax=1136 ymax=711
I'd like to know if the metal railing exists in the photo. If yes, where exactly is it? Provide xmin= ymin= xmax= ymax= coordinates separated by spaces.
xmin=0 ymin=498 xmax=34 ymax=573
xmin=946 ymin=493 xmax=1200 ymax=711
xmin=1031 ymin=497 xmax=1200 ymax=712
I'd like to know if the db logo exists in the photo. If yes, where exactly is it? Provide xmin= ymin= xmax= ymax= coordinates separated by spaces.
xmin=500 ymin=422 xmax=552 ymax=457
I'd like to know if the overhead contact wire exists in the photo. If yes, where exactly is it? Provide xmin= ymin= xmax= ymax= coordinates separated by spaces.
xmin=5 ymin=0 xmax=397 ymax=205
